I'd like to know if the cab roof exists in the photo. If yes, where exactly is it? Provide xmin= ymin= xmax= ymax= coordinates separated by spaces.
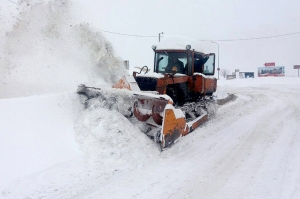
xmin=154 ymin=35 xmax=205 ymax=53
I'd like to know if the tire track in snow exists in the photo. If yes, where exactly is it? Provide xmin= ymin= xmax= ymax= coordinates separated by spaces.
xmin=242 ymin=88 xmax=300 ymax=199
xmin=172 ymin=86 xmax=300 ymax=199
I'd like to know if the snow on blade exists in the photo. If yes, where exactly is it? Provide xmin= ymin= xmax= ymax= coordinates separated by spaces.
xmin=165 ymin=104 xmax=185 ymax=119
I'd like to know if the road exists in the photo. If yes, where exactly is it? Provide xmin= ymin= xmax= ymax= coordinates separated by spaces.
xmin=85 ymin=82 xmax=300 ymax=199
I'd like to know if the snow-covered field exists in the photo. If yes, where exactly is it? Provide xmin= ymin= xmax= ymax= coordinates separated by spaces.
xmin=1 ymin=1 xmax=300 ymax=198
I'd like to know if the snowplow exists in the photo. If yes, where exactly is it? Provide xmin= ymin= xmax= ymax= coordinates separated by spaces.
xmin=77 ymin=42 xmax=217 ymax=150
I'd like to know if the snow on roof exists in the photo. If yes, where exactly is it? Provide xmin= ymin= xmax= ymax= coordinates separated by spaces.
xmin=155 ymin=35 xmax=205 ymax=53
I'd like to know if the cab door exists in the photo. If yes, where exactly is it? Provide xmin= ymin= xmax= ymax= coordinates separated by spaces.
xmin=203 ymin=53 xmax=216 ymax=75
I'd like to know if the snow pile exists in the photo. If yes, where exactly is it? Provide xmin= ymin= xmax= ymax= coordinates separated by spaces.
xmin=0 ymin=0 xmax=127 ymax=99
xmin=216 ymin=88 xmax=229 ymax=100
xmin=75 ymin=86 xmax=159 ymax=170
xmin=74 ymin=107 xmax=159 ymax=170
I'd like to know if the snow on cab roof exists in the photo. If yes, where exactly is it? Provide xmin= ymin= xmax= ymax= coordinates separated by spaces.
xmin=154 ymin=35 xmax=205 ymax=53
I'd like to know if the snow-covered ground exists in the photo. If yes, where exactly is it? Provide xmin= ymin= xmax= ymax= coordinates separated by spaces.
xmin=1 ymin=1 xmax=300 ymax=198
xmin=1 ymin=77 xmax=300 ymax=199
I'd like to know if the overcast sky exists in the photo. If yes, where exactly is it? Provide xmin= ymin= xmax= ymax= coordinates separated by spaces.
xmin=2 ymin=0 xmax=300 ymax=76
xmin=77 ymin=0 xmax=300 ymax=76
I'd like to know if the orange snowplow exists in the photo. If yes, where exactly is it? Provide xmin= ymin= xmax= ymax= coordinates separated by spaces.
xmin=77 ymin=43 xmax=217 ymax=150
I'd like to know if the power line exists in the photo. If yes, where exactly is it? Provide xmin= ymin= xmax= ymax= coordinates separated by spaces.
xmin=100 ymin=30 xmax=157 ymax=38
xmin=199 ymin=31 xmax=300 ymax=41
xmin=99 ymin=29 xmax=300 ymax=41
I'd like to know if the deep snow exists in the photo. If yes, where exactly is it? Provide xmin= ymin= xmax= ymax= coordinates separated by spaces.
xmin=1 ymin=1 xmax=300 ymax=198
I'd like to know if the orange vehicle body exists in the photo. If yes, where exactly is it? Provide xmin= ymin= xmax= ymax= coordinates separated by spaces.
xmin=112 ymin=46 xmax=218 ymax=149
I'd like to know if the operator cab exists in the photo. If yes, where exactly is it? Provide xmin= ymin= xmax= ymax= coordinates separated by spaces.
xmin=154 ymin=51 xmax=188 ymax=75
xmin=153 ymin=49 xmax=215 ymax=76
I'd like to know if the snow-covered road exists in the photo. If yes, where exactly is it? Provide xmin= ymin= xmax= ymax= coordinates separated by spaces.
xmin=84 ymin=80 xmax=300 ymax=199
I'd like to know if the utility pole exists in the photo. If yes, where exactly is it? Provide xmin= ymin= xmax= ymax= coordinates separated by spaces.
xmin=159 ymin=32 xmax=163 ymax=42
xmin=211 ymin=41 xmax=220 ymax=80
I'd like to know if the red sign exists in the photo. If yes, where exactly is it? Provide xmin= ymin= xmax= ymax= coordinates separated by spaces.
xmin=217 ymin=68 xmax=220 ymax=71
xmin=264 ymin=62 xmax=275 ymax=67
xmin=294 ymin=65 xmax=300 ymax=69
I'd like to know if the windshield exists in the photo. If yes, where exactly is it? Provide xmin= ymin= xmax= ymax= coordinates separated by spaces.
xmin=155 ymin=52 xmax=187 ymax=74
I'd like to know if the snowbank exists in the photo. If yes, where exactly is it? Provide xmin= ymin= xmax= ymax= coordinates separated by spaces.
xmin=0 ymin=91 xmax=160 ymax=198
xmin=0 ymin=92 xmax=83 ymax=188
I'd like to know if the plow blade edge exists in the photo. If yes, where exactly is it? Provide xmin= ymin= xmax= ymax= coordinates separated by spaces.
xmin=160 ymin=104 xmax=208 ymax=149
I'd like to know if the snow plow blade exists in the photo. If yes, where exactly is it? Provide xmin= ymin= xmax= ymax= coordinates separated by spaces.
xmin=160 ymin=105 xmax=208 ymax=149
xmin=77 ymin=84 xmax=210 ymax=150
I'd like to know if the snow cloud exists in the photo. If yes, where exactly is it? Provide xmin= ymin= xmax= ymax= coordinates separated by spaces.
xmin=0 ymin=0 xmax=127 ymax=98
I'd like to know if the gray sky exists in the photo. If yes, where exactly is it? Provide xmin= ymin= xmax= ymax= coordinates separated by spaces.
xmin=76 ymin=0 xmax=300 ymax=77
xmin=2 ymin=0 xmax=300 ymax=76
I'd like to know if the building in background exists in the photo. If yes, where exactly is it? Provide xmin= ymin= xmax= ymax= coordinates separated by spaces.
xmin=226 ymin=74 xmax=236 ymax=80
xmin=226 ymin=71 xmax=254 ymax=80
xmin=239 ymin=72 xmax=254 ymax=78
